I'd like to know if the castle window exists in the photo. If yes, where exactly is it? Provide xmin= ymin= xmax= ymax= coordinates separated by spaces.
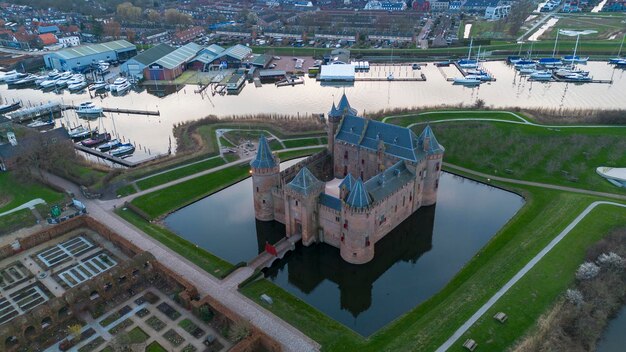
xmin=335 ymin=216 xmax=340 ymax=222
xmin=435 ymin=162 xmax=440 ymax=171
xmin=361 ymin=159 xmax=365 ymax=165
xmin=395 ymin=205 xmax=397 ymax=212
xmin=436 ymin=179 xmax=439 ymax=189
xmin=379 ymin=215 xmax=386 ymax=225
xmin=343 ymin=166 xmax=347 ymax=176
xmin=256 ymin=187 xmax=259 ymax=193
xmin=295 ymin=200 xmax=299 ymax=206
xmin=262 ymin=200 xmax=266 ymax=204
xmin=344 ymin=150 xmax=348 ymax=159
xmin=341 ymin=234 xmax=344 ymax=242
xmin=403 ymin=196 xmax=405 ymax=206
xmin=344 ymin=220 xmax=348 ymax=229
xmin=410 ymin=193 xmax=413 ymax=202
xmin=366 ymin=236 xmax=370 ymax=247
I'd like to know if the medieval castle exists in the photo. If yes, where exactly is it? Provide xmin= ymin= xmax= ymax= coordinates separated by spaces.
xmin=250 ymin=94 xmax=444 ymax=264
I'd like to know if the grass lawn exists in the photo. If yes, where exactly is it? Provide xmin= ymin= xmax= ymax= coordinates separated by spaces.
xmin=126 ymin=326 xmax=149 ymax=344
xmin=427 ymin=121 xmax=626 ymax=194
xmin=145 ymin=341 xmax=168 ymax=352
xmin=0 ymin=208 xmax=37 ymax=235
xmin=0 ymin=173 xmax=64 ymax=213
xmin=241 ymin=188 xmax=626 ymax=351
xmin=136 ymin=157 xmax=226 ymax=191
xmin=383 ymin=110 xmax=528 ymax=126
xmin=116 ymin=184 xmax=137 ymax=197
xmin=131 ymin=163 xmax=250 ymax=219
xmin=542 ymin=13 xmax=626 ymax=41
xmin=116 ymin=208 xmax=233 ymax=278
xmin=219 ymin=136 xmax=234 ymax=148
xmin=277 ymin=147 xmax=326 ymax=161
xmin=282 ymin=137 xmax=326 ymax=149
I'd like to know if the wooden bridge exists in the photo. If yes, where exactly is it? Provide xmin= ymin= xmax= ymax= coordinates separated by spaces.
xmin=248 ymin=234 xmax=302 ymax=270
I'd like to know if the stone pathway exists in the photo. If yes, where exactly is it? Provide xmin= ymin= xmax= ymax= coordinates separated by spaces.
xmin=0 ymin=198 xmax=46 ymax=217
xmin=43 ymin=172 xmax=321 ymax=352
xmin=435 ymin=201 xmax=626 ymax=352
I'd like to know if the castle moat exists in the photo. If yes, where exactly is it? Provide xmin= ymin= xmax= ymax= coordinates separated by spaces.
xmin=164 ymin=161 xmax=524 ymax=336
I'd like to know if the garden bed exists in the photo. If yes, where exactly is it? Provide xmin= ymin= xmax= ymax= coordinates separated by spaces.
xmin=156 ymin=302 xmax=181 ymax=321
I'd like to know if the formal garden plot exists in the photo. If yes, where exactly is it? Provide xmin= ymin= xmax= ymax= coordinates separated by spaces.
xmin=36 ymin=235 xmax=94 ymax=268
xmin=100 ymin=305 xmax=132 ymax=327
xmin=135 ymin=308 xmax=150 ymax=318
xmin=0 ymin=297 xmax=18 ymax=325
xmin=179 ymin=318 xmax=205 ymax=339
xmin=108 ymin=318 xmax=133 ymax=335
xmin=10 ymin=284 xmax=49 ymax=312
xmin=146 ymin=316 xmax=166 ymax=332
xmin=0 ymin=262 xmax=31 ymax=290
xmin=182 ymin=343 xmax=198 ymax=352
xmin=77 ymin=336 xmax=104 ymax=352
xmin=156 ymin=302 xmax=181 ymax=321
xmin=163 ymin=329 xmax=184 ymax=347
xmin=58 ymin=253 xmax=117 ymax=288
xmin=125 ymin=326 xmax=149 ymax=344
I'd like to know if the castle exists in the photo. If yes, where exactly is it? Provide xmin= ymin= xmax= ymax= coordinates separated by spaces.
xmin=250 ymin=94 xmax=444 ymax=264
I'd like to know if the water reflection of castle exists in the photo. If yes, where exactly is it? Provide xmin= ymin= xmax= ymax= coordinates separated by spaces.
xmin=258 ymin=204 xmax=436 ymax=318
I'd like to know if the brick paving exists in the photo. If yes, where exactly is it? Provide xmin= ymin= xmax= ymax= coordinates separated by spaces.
xmin=43 ymin=172 xmax=321 ymax=352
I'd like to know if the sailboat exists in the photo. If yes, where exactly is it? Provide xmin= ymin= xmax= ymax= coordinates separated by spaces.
xmin=609 ymin=34 xmax=625 ymax=64
xmin=539 ymin=30 xmax=563 ymax=68
xmin=562 ymin=34 xmax=589 ymax=64
xmin=458 ymin=38 xmax=478 ymax=69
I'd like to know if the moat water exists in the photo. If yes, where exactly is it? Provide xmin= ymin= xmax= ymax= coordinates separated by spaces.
xmin=164 ymin=160 xmax=525 ymax=336
xmin=597 ymin=305 xmax=626 ymax=352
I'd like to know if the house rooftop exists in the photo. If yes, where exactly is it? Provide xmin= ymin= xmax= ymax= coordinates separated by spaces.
xmin=130 ymin=43 xmax=175 ymax=66
xmin=287 ymin=167 xmax=323 ymax=196
xmin=154 ymin=42 xmax=203 ymax=69
xmin=49 ymin=40 xmax=135 ymax=60
xmin=250 ymin=135 xmax=276 ymax=169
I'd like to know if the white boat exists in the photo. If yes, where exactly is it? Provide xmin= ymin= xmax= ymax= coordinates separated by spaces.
xmin=8 ymin=74 xmax=39 ymax=87
xmin=109 ymin=143 xmax=135 ymax=157
xmin=518 ymin=68 xmax=536 ymax=75
xmin=66 ymin=75 xmax=85 ymax=86
xmin=562 ymin=55 xmax=589 ymax=64
xmin=3 ymin=72 xmax=28 ymax=83
xmin=109 ymin=77 xmax=129 ymax=92
xmin=27 ymin=119 xmax=55 ymax=129
xmin=529 ymin=71 xmax=553 ymax=81
xmin=563 ymin=73 xmax=591 ymax=82
xmin=40 ymin=79 xmax=58 ymax=89
xmin=68 ymin=125 xmax=94 ymax=139
xmin=387 ymin=73 xmax=394 ymax=80
xmin=596 ymin=167 xmax=626 ymax=188
xmin=55 ymin=76 xmax=72 ymax=88
xmin=68 ymin=81 xmax=88 ymax=91
xmin=453 ymin=77 xmax=481 ymax=86
xmin=90 ymin=81 xmax=107 ymax=91
xmin=76 ymin=102 xmax=103 ymax=115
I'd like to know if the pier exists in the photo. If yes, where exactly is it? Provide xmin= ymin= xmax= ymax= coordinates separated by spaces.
xmin=356 ymin=74 xmax=426 ymax=82
xmin=64 ymin=105 xmax=160 ymax=116
xmin=7 ymin=102 xmax=63 ymax=123
xmin=74 ymin=144 xmax=167 ymax=168
xmin=550 ymin=74 xmax=613 ymax=84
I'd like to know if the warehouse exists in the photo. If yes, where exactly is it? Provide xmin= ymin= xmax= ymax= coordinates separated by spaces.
xmin=319 ymin=64 xmax=355 ymax=81
xmin=143 ymin=42 xmax=203 ymax=80
xmin=43 ymin=40 xmax=136 ymax=71
xmin=206 ymin=44 xmax=253 ymax=69
xmin=120 ymin=43 xmax=175 ymax=79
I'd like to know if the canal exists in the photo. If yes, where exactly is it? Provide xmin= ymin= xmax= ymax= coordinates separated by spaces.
xmin=597 ymin=304 xmax=626 ymax=352
xmin=164 ymin=160 xmax=525 ymax=336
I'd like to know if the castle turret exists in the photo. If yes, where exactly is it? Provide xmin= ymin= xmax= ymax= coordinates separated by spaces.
xmin=327 ymin=93 xmax=358 ymax=163
xmin=417 ymin=125 xmax=445 ymax=206
xmin=250 ymin=136 xmax=280 ymax=221
xmin=340 ymin=178 xmax=376 ymax=264
xmin=284 ymin=167 xmax=325 ymax=245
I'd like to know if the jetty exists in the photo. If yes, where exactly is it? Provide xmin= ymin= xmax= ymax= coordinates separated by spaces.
xmin=356 ymin=74 xmax=426 ymax=82
xmin=7 ymin=102 xmax=63 ymax=123
xmin=64 ymin=105 xmax=160 ymax=116
xmin=74 ymin=144 xmax=167 ymax=167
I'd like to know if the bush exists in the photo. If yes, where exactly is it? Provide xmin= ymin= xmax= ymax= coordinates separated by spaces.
xmin=575 ymin=262 xmax=600 ymax=281
xmin=597 ymin=252 xmax=625 ymax=270
xmin=565 ymin=289 xmax=584 ymax=306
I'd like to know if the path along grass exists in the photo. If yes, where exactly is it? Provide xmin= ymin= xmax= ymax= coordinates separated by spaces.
xmin=0 ymin=173 xmax=64 ymax=213
xmin=241 ymin=186 xmax=626 ymax=351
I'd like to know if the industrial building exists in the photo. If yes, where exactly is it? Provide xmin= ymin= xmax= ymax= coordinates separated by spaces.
xmin=120 ymin=43 xmax=175 ymax=79
xmin=43 ymin=40 xmax=136 ymax=71
xmin=143 ymin=42 xmax=203 ymax=80
xmin=319 ymin=64 xmax=355 ymax=81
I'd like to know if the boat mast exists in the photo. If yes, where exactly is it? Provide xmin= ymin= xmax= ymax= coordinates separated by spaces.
xmin=552 ymin=30 xmax=559 ymax=58
xmin=468 ymin=37 xmax=473 ymax=61
xmin=573 ymin=34 xmax=580 ymax=59
xmin=618 ymin=34 xmax=625 ymax=58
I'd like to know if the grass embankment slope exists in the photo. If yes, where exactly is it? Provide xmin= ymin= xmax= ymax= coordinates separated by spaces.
xmin=0 ymin=173 xmax=64 ymax=213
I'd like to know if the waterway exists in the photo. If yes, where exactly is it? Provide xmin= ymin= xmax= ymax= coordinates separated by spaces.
xmin=597 ymin=305 xmax=626 ymax=352
xmin=164 ymin=162 xmax=525 ymax=336
xmin=1 ymin=61 xmax=625 ymax=159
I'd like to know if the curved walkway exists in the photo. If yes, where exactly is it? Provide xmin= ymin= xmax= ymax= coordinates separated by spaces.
xmin=0 ymin=198 xmax=46 ymax=217
xmin=382 ymin=110 xmax=626 ymax=129
xmin=435 ymin=200 xmax=626 ymax=352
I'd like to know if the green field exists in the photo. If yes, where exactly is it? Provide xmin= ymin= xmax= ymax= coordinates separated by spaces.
xmin=0 ymin=173 xmax=64 ymax=213
xmin=277 ymin=147 xmax=326 ymax=161
xmin=0 ymin=208 xmax=37 ymax=235
xmin=135 ymin=157 xmax=226 ymax=191
xmin=282 ymin=136 xmax=326 ymax=149
xmin=383 ymin=110 xmax=528 ymax=126
xmin=542 ymin=14 xmax=626 ymax=41
xmin=145 ymin=341 xmax=167 ymax=352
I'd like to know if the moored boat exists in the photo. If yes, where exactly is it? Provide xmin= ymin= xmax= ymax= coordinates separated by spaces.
xmin=76 ymin=102 xmax=103 ymax=115
xmin=0 ymin=101 xmax=21 ymax=114
xmin=81 ymin=132 xmax=111 ymax=147
xmin=453 ymin=77 xmax=481 ymax=86
xmin=529 ymin=71 xmax=553 ymax=81
xmin=97 ymin=139 xmax=121 ymax=152
xmin=26 ymin=118 xmax=55 ymax=130
xmin=68 ymin=125 xmax=96 ymax=140
xmin=68 ymin=80 xmax=88 ymax=92
xmin=562 ymin=55 xmax=589 ymax=64
xmin=89 ymin=81 xmax=107 ymax=91
xmin=109 ymin=143 xmax=135 ymax=157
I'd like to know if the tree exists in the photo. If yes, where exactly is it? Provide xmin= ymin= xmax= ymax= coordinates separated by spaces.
xmin=104 ymin=21 xmax=122 ymax=39
xmin=68 ymin=324 xmax=82 ymax=341
xmin=146 ymin=9 xmax=161 ymax=23
xmin=91 ymin=20 xmax=104 ymax=39
xmin=117 ymin=2 xmax=143 ymax=22
xmin=164 ymin=9 xmax=192 ymax=26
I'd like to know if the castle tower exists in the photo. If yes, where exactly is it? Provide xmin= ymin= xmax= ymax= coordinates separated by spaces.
xmin=417 ymin=125 xmax=445 ymax=206
xmin=327 ymin=93 xmax=358 ymax=162
xmin=340 ymin=178 xmax=376 ymax=264
xmin=284 ymin=167 xmax=325 ymax=245
xmin=250 ymin=135 xmax=280 ymax=221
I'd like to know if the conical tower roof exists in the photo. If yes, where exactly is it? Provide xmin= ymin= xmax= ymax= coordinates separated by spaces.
xmin=287 ymin=167 xmax=323 ymax=196
xmin=337 ymin=92 xmax=358 ymax=116
xmin=339 ymin=174 xmax=355 ymax=196
xmin=346 ymin=178 xmax=371 ymax=208
xmin=250 ymin=135 xmax=276 ymax=169
xmin=417 ymin=125 xmax=445 ymax=154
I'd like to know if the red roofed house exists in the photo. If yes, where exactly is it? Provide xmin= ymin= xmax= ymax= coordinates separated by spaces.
xmin=38 ymin=33 xmax=58 ymax=47
xmin=173 ymin=26 xmax=205 ymax=45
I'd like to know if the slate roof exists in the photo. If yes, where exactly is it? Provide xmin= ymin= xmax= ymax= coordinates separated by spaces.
xmin=50 ymin=40 xmax=135 ymax=60
xmin=39 ymin=33 xmax=57 ymax=46
xmin=417 ymin=125 xmax=445 ymax=154
xmin=130 ymin=43 xmax=175 ymax=65
xmin=336 ymin=114 xmax=422 ymax=162
xmin=319 ymin=193 xmax=341 ymax=211
xmin=330 ymin=93 xmax=357 ymax=118
xmin=216 ymin=44 xmax=252 ymax=61
xmin=287 ymin=167 xmax=324 ymax=196
xmin=206 ymin=44 xmax=226 ymax=55
xmin=154 ymin=42 xmax=203 ymax=69
xmin=38 ymin=25 xmax=59 ymax=34
xmin=346 ymin=178 xmax=371 ymax=208
xmin=339 ymin=174 xmax=355 ymax=193
xmin=250 ymin=135 xmax=276 ymax=169
xmin=365 ymin=161 xmax=415 ymax=202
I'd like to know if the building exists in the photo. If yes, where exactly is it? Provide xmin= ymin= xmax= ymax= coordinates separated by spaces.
xmin=206 ymin=44 xmax=253 ymax=69
xmin=143 ymin=42 xmax=203 ymax=80
xmin=250 ymin=94 xmax=444 ymax=264
xmin=319 ymin=64 xmax=355 ymax=81
xmin=37 ymin=25 xmax=59 ymax=34
xmin=37 ymin=33 xmax=57 ymax=47
xmin=42 ymin=40 xmax=136 ymax=71
xmin=121 ymin=43 xmax=176 ymax=79
xmin=485 ymin=4 xmax=511 ymax=19
xmin=187 ymin=44 xmax=226 ymax=71
xmin=364 ymin=1 xmax=408 ymax=10
xmin=173 ymin=26 xmax=205 ymax=45
xmin=57 ymin=36 xmax=80 ymax=47
xmin=431 ymin=0 xmax=451 ymax=11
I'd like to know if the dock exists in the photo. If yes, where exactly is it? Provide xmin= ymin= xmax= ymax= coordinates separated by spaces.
xmin=356 ymin=74 xmax=426 ymax=82
xmin=7 ymin=102 xmax=63 ymax=123
xmin=551 ymin=74 xmax=612 ymax=84
xmin=65 ymin=105 xmax=160 ymax=116
xmin=74 ymin=144 xmax=167 ymax=167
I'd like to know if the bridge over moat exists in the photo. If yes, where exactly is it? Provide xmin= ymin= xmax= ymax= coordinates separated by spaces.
xmin=248 ymin=234 xmax=302 ymax=271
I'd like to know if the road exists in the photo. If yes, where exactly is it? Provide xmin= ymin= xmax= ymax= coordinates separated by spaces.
xmin=435 ymin=200 xmax=626 ymax=352
xmin=43 ymin=171 xmax=321 ymax=352
xmin=517 ymin=5 xmax=563 ymax=42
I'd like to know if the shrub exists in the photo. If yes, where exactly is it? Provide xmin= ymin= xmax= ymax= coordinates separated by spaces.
xmin=565 ymin=289 xmax=584 ymax=306
xmin=575 ymin=262 xmax=600 ymax=281
xmin=597 ymin=252 xmax=625 ymax=270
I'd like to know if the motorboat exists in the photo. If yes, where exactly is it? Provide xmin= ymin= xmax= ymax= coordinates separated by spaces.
xmin=555 ymin=68 xmax=589 ymax=77
xmin=561 ymin=55 xmax=589 ymax=64
xmin=89 ymin=81 xmax=107 ymax=91
xmin=97 ymin=139 xmax=121 ymax=152
xmin=2 ymin=72 xmax=28 ymax=83
xmin=529 ymin=71 xmax=553 ymax=81
xmin=68 ymin=81 xmax=88 ymax=92
xmin=55 ymin=76 xmax=72 ymax=88
xmin=76 ymin=102 xmax=103 ymax=115
xmin=518 ymin=68 xmax=536 ymax=75
xmin=65 ymin=75 xmax=85 ymax=86
xmin=0 ymin=70 xmax=17 ymax=81
xmin=68 ymin=125 xmax=95 ymax=140
xmin=39 ymin=79 xmax=58 ymax=89
xmin=46 ymin=69 xmax=60 ymax=78
xmin=109 ymin=77 xmax=129 ymax=92
xmin=109 ymin=143 xmax=135 ymax=157
xmin=387 ymin=73 xmax=394 ymax=81
xmin=561 ymin=73 xmax=592 ymax=81
xmin=81 ymin=132 xmax=111 ymax=147
xmin=538 ymin=58 xmax=562 ymax=68
xmin=98 ymin=62 xmax=110 ymax=73
xmin=457 ymin=59 xmax=478 ymax=69
xmin=27 ymin=118 xmax=55 ymax=130
xmin=0 ymin=101 xmax=21 ymax=114
xmin=453 ymin=77 xmax=481 ymax=86
xmin=8 ymin=74 xmax=39 ymax=87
